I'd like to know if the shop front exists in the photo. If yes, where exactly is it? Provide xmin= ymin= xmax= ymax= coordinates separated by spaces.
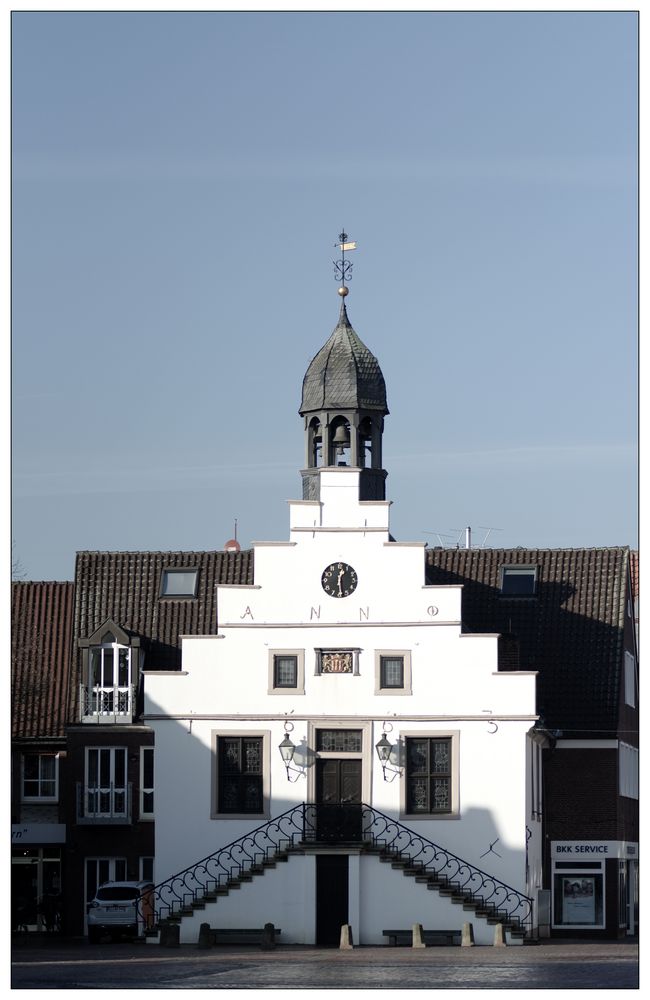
xmin=12 ymin=824 xmax=66 ymax=932
xmin=551 ymin=841 xmax=638 ymax=937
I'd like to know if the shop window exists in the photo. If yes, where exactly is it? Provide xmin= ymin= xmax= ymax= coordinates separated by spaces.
xmin=552 ymin=862 xmax=604 ymax=928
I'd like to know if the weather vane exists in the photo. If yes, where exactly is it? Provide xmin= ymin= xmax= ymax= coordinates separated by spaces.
xmin=333 ymin=230 xmax=357 ymax=297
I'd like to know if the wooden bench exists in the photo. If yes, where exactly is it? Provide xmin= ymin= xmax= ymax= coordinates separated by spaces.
xmin=383 ymin=928 xmax=461 ymax=947
xmin=211 ymin=927 xmax=282 ymax=946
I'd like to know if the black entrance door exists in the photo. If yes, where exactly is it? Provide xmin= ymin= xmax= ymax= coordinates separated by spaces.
xmin=315 ymin=758 xmax=362 ymax=842
xmin=316 ymin=854 xmax=349 ymax=946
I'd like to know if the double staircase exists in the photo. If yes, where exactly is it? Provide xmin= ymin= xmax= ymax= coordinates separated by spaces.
xmin=140 ymin=803 xmax=532 ymax=942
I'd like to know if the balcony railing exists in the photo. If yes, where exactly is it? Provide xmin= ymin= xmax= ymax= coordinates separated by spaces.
xmin=80 ymin=684 xmax=135 ymax=722
xmin=76 ymin=782 xmax=133 ymax=824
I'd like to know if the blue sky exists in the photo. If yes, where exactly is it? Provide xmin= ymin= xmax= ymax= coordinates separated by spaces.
xmin=11 ymin=10 xmax=638 ymax=580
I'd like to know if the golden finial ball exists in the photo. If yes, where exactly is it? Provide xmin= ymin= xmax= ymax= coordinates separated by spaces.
xmin=338 ymin=286 xmax=349 ymax=297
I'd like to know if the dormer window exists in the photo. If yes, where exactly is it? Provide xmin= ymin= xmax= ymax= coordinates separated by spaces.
xmin=160 ymin=568 xmax=199 ymax=598
xmin=500 ymin=566 xmax=538 ymax=597
xmin=79 ymin=620 xmax=139 ymax=723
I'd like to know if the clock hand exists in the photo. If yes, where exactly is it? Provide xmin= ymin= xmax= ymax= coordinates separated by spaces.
xmin=337 ymin=569 xmax=344 ymax=596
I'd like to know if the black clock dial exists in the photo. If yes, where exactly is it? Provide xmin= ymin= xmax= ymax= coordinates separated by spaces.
xmin=321 ymin=562 xmax=358 ymax=599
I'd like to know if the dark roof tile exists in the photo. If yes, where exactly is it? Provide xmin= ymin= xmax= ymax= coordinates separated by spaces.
xmin=425 ymin=547 xmax=630 ymax=736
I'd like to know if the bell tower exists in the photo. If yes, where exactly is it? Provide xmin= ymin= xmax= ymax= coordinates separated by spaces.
xmin=299 ymin=233 xmax=389 ymax=501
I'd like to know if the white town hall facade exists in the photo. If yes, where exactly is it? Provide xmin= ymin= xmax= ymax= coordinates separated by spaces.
xmin=143 ymin=282 xmax=544 ymax=945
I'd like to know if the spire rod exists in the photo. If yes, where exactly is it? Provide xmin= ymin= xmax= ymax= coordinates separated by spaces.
xmin=333 ymin=230 xmax=357 ymax=298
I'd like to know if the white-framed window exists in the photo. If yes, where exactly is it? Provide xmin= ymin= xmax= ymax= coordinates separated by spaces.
xmin=84 ymin=856 xmax=127 ymax=923
xmin=211 ymin=731 xmax=270 ymax=820
xmin=268 ymin=649 xmax=305 ymax=695
xmin=619 ymin=742 xmax=639 ymax=799
xmin=374 ymin=650 xmax=412 ymax=695
xmin=84 ymin=747 xmax=129 ymax=819
xmin=139 ymin=857 xmax=155 ymax=883
xmin=624 ymin=651 xmax=636 ymax=708
xmin=140 ymin=747 xmax=154 ymax=819
xmin=400 ymin=731 xmax=460 ymax=820
xmin=160 ymin=568 xmax=198 ymax=598
xmin=22 ymin=753 xmax=59 ymax=801
xmin=500 ymin=565 xmax=537 ymax=597
xmin=86 ymin=636 xmax=133 ymax=718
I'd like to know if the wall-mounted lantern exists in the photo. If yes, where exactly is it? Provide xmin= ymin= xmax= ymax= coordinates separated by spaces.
xmin=375 ymin=722 xmax=402 ymax=782
xmin=278 ymin=721 xmax=302 ymax=781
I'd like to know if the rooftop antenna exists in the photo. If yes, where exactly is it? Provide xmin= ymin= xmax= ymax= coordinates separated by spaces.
xmin=477 ymin=526 xmax=504 ymax=548
xmin=422 ymin=530 xmax=461 ymax=548
xmin=334 ymin=230 xmax=357 ymax=298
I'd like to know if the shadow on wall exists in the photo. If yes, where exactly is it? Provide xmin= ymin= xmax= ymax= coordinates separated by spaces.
xmin=144 ymin=698 xmax=531 ymax=937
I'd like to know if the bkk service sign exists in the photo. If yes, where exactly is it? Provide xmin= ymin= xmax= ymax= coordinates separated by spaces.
xmin=551 ymin=841 xmax=638 ymax=859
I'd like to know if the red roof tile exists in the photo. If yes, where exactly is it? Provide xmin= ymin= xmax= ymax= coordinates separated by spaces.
xmin=12 ymin=582 xmax=75 ymax=739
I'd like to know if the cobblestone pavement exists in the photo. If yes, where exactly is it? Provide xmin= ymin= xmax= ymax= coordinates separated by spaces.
xmin=11 ymin=939 xmax=639 ymax=990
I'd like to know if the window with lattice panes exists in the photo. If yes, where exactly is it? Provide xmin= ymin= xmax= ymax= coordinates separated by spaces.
xmin=217 ymin=736 xmax=264 ymax=814
xmin=406 ymin=737 xmax=452 ymax=814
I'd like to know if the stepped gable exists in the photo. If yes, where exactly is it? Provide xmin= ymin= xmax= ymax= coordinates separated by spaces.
xmin=425 ymin=546 xmax=630 ymax=737
xmin=71 ymin=549 xmax=254 ymax=720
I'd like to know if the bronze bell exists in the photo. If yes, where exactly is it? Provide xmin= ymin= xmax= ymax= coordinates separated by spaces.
xmin=331 ymin=422 xmax=350 ymax=451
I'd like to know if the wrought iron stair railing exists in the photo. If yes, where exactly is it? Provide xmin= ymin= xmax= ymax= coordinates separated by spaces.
xmin=138 ymin=802 xmax=533 ymax=937
xmin=357 ymin=804 xmax=533 ymax=935
xmin=140 ymin=803 xmax=311 ymax=927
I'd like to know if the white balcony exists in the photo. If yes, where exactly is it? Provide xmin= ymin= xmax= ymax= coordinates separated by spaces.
xmin=80 ymin=684 xmax=136 ymax=723
xmin=76 ymin=782 xmax=133 ymax=824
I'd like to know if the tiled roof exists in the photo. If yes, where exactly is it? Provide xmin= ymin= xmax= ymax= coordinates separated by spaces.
xmin=425 ymin=547 xmax=631 ymax=737
xmin=12 ymin=581 xmax=75 ymax=740
xmin=630 ymin=550 xmax=638 ymax=600
xmin=300 ymin=301 xmax=388 ymax=413
xmin=71 ymin=550 xmax=254 ymax=719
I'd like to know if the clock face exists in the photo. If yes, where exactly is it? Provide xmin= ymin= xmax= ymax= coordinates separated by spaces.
xmin=321 ymin=562 xmax=358 ymax=599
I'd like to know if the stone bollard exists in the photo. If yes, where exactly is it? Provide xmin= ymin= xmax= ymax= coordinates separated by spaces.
xmin=461 ymin=922 xmax=475 ymax=947
xmin=411 ymin=923 xmax=426 ymax=949
xmin=261 ymin=922 xmax=276 ymax=950
xmin=197 ymin=922 xmax=212 ymax=949
xmin=339 ymin=923 xmax=354 ymax=950
xmin=493 ymin=923 xmax=507 ymax=947
xmin=160 ymin=922 xmax=180 ymax=948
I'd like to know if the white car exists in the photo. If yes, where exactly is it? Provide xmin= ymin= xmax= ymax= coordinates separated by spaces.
xmin=87 ymin=880 xmax=154 ymax=943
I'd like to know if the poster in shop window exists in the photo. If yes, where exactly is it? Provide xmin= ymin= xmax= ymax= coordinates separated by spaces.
xmin=561 ymin=877 xmax=596 ymax=924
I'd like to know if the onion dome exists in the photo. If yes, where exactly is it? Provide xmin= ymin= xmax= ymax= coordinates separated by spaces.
xmin=300 ymin=301 xmax=388 ymax=415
